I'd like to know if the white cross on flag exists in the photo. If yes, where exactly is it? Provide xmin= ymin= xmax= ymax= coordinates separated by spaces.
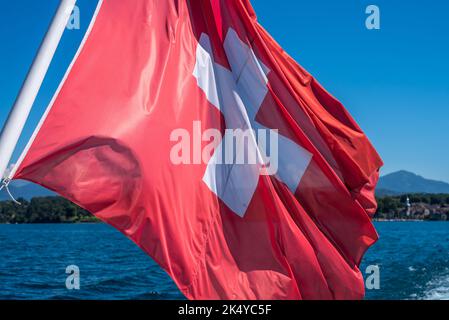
xmin=10 ymin=0 xmax=383 ymax=300
xmin=194 ymin=29 xmax=313 ymax=217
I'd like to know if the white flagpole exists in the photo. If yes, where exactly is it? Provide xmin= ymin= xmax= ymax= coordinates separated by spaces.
xmin=0 ymin=0 xmax=77 ymax=181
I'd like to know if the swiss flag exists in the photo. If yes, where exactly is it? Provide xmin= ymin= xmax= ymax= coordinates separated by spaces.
xmin=12 ymin=0 xmax=383 ymax=299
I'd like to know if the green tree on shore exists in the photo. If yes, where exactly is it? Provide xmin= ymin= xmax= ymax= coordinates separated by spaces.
xmin=0 ymin=197 xmax=98 ymax=224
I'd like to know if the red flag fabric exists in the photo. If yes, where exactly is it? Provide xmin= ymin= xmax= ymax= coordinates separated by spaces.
xmin=12 ymin=0 xmax=383 ymax=299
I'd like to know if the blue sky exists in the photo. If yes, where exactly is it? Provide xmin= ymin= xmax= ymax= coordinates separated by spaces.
xmin=1 ymin=0 xmax=448 ymax=182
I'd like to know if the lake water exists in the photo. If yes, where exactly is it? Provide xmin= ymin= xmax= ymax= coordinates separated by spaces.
xmin=0 ymin=222 xmax=448 ymax=300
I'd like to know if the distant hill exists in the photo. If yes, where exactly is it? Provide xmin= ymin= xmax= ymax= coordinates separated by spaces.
xmin=375 ymin=188 xmax=401 ymax=197
xmin=0 ymin=180 xmax=55 ymax=201
xmin=377 ymin=170 xmax=449 ymax=195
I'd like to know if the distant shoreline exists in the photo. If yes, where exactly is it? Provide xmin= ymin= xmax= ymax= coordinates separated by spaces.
xmin=0 ymin=197 xmax=98 ymax=224
xmin=372 ymin=219 xmax=446 ymax=222
xmin=375 ymin=194 xmax=449 ymax=221
xmin=1 ymin=219 xmax=448 ymax=225
xmin=2 ymin=194 xmax=449 ymax=224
